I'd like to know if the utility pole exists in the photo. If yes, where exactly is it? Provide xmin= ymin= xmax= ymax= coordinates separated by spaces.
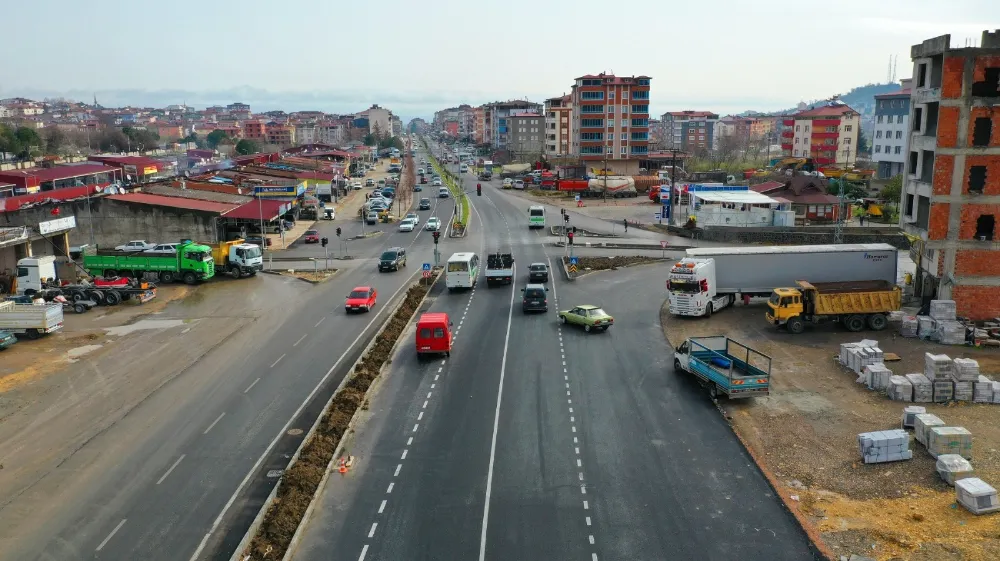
xmin=602 ymin=151 xmax=608 ymax=203
xmin=668 ymin=148 xmax=679 ymax=226
xmin=833 ymin=138 xmax=852 ymax=244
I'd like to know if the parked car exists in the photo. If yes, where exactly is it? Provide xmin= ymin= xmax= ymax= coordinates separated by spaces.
xmin=378 ymin=247 xmax=407 ymax=272
xmin=419 ymin=198 xmax=431 ymax=210
xmin=502 ymin=178 xmax=513 ymax=189
xmin=143 ymin=243 xmax=178 ymax=254
xmin=528 ymin=262 xmax=549 ymax=282
xmin=0 ymin=329 xmax=16 ymax=351
xmin=345 ymin=286 xmax=377 ymax=313
xmin=115 ymin=240 xmax=156 ymax=252
xmin=558 ymin=304 xmax=614 ymax=332
xmin=303 ymin=230 xmax=320 ymax=243
xmin=365 ymin=178 xmax=375 ymax=186
xmin=513 ymin=180 xmax=525 ymax=190
xmin=245 ymin=235 xmax=272 ymax=247
xmin=424 ymin=217 xmax=441 ymax=231
xmin=366 ymin=212 xmax=379 ymax=225
xmin=521 ymin=284 xmax=549 ymax=313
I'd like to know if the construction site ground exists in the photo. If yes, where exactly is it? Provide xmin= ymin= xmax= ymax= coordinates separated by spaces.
xmin=660 ymin=302 xmax=1000 ymax=561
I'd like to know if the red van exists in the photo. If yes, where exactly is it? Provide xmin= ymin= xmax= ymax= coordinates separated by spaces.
xmin=415 ymin=312 xmax=453 ymax=358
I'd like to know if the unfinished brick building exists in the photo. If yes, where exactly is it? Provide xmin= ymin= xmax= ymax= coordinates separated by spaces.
xmin=901 ymin=29 xmax=1000 ymax=320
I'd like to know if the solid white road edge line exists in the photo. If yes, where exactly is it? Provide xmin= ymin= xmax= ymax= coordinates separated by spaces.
xmin=189 ymin=267 xmax=421 ymax=561
xmin=477 ymin=263 xmax=516 ymax=561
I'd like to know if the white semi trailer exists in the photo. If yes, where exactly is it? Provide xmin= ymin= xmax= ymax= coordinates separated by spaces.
xmin=667 ymin=243 xmax=900 ymax=317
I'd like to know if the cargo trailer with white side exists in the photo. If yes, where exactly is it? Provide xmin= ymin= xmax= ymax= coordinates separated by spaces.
xmin=0 ymin=300 xmax=64 ymax=339
xmin=667 ymin=243 xmax=899 ymax=317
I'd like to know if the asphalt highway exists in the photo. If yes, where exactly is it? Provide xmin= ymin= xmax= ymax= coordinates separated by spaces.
xmin=0 ymin=145 xmax=467 ymax=561
xmin=291 ymin=151 xmax=816 ymax=561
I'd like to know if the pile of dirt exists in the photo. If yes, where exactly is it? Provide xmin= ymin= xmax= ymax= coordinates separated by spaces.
xmin=563 ymin=255 xmax=663 ymax=271
xmin=246 ymin=277 xmax=435 ymax=559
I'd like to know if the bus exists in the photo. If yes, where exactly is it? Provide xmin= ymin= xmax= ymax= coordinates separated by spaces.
xmin=446 ymin=252 xmax=480 ymax=291
xmin=528 ymin=205 xmax=546 ymax=229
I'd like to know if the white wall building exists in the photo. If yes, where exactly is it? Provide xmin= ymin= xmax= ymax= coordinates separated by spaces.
xmin=872 ymin=79 xmax=912 ymax=179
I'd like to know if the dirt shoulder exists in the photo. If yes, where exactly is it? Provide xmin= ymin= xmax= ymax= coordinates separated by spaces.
xmin=660 ymin=302 xmax=1000 ymax=561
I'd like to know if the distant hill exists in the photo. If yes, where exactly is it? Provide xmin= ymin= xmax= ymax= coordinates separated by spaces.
xmin=739 ymin=82 xmax=903 ymax=117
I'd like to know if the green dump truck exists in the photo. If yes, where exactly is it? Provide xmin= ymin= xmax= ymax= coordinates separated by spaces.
xmin=83 ymin=240 xmax=215 ymax=284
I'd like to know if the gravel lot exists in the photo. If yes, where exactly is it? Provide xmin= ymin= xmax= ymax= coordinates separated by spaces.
xmin=661 ymin=301 xmax=1000 ymax=561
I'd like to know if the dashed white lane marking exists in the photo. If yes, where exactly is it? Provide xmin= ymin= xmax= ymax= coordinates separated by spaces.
xmin=244 ymin=377 xmax=261 ymax=393
xmin=386 ymin=482 xmax=394 ymax=494
xmin=156 ymin=454 xmax=186 ymax=485
xmin=422 ymin=400 xmax=429 ymax=409
xmin=379 ymin=499 xmax=387 ymax=514
xmin=368 ymin=522 xmax=378 ymax=538
xmin=417 ymin=411 xmax=424 ymax=420
xmin=427 ymin=392 xmax=432 ymax=399
xmin=586 ymin=516 xmax=592 ymax=525
xmin=577 ymin=459 xmax=583 ymax=467
xmin=412 ymin=423 xmax=419 ymax=432
xmin=407 ymin=436 xmax=413 ymax=446
xmin=293 ymin=333 xmax=307 ymax=347
xmin=583 ymin=500 xmax=589 ymax=510
xmin=358 ymin=544 xmax=369 ymax=561
xmin=270 ymin=354 xmax=286 ymax=368
xmin=589 ymin=535 xmax=595 ymax=545
xmin=315 ymin=317 xmax=326 ymax=328
xmin=592 ymin=554 xmax=599 ymax=561
xmin=203 ymin=412 xmax=225 ymax=435
xmin=401 ymin=449 xmax=408 ymax=460
xmin=95 ymin=518 xmax=127 ymax=551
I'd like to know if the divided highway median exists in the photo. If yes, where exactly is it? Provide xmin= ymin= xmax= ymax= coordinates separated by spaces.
xmin=235 ymin=271 xmax=441 ymax=561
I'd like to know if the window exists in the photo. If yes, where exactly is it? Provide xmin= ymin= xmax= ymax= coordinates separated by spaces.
xmin=608 ymin=105 xmax=615 ymax=115
xmin=844 ymin=137 xmax=852 ymax=145
xmin=895 ymin=146 xmax=902 ymax=154
xmin=973 ymin=117 xmax=993 ymax=146
xmin=875 ymin=145 xmax=882 ymax=153
xmin=844 ymin=125 xmax=853 ymax=132
xmin=608 ymin=91 xmax=615 ymax=99
xmin=917 ymin=63 xmax=928 ymax=88
xmin=631 ymin=118 xmax=647 ymax=127
xmin=621 ymin=133 xmax=627 ymax=141
xmin=805 ymin=125 xmax=810 ymax=131
xmin=908 ymin=151 xmax=919 ymax=175
xmin=885 ymin=144 xmax=891 ymax=153
xmin=876 ymin=130 xmax=882 ymax=139
xmin=796 ymin=125 xmax=800 ymax=131
xmin=877 ymin=115 xmax=884 ymax=123
xmin=896 ymin=130 xmax=903 ymax=139
xmin=794 ymin=138 xmax=799 ymax=144
xmin=975 ymin=214 xmax=995 ymax=240
xmin=580 ymin=146 xmax=602 ymax=154
xmin=897 ymin=115 xmax=904 ymax=123
xmin=630 ymin=105 xmax=648 ymax=113
xmin=581 ymin=105 xmax=604 ymax=114
xmin=581 ymin=118 xmax=603 ymax=127
xmin=606 ymin=146 xmax=613 ymax=154
xmin=793 ymin=149 xmax=800 ymax=156
xmin=969 ymin=165 xmax=987 ymax=194
xmin=621 ymin=146 xmax=627 ymax=154
xmin=581 ymin=132 xmax=604 ymax=140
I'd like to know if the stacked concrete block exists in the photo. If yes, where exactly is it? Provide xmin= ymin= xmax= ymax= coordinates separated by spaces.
xmin=936 ymin=320 xmax=967 ymax=345
xmin=953 ymin=358 xmax=980 ymax=381
xmin=955 ymin=478 xmax=1000 ymax=515
xmin=839 ymin=342 xmax=860 ymax=366
xmin=924 ymin=353 xmax=953 ymax=381
xmin=901 ymin=405 xmax=926 ymax=428
xmin=857 ymin=429 xmax=913 ymax=464
xmin=906 ymin=373 xmax=933 ymax=403
xmin=914 ymin=413 xmax=945 ymax=446
xmin=863 ymin=363 xmax=893 ymax=392
xmin=917 ymin=316 xmax=937 ymax=339
xmin=929 ymin=299 xmax=957 ymax=321
xmin=901 ymin=315 xmax=919 ymax=337
xmin=888 ymin=376 xmax=913 ymax=402
xmin=934 ymin=379 xmax=955 ymax=402
xmin=927 ymin=426 xmax=973 ymax=459
xmin=954 ymin=381 xmax=974 ymax=402
xmin=993 ymin=381 xmax=1000 ymax=404
xmin=974 ymin=376 xmax=994 ymax=403
xmin=936 ymin=454 xmax=975 ymax=486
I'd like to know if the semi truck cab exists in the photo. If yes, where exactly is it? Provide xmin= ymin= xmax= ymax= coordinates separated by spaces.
xmin=667 ymin=258 xmax=734 ymax=317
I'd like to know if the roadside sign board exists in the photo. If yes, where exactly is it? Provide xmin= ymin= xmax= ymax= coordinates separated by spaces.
xmin=422 ymin=270 xmax=432 ymax=279
xmin=422 ymin=263 xmax=431 ymax=271
xmin=660 ymin=240 xmax=668 ymax=248
xmin=654 ymin=213 xmax=661 ymax=220
xmin=575 ymin=194 xmax=581 ymax=202
xmin=570 ymin=256 xmax=578 ymax=265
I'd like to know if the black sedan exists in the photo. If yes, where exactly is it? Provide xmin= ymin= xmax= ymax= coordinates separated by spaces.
xmin=528 ymin=262 xmax=549 ymax=282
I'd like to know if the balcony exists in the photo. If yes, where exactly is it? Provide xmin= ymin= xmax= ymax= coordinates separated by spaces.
xmin=781 ymin=143 xmax=793 ymax=150
xmin=781 ymin=130 xmax=793 ymax=138
xmin=811 ymin=131 xmax=839 ymax=139
xmin=812 ymin=119 xmax=840 ymax=127
xmin=782 ymin=119 xmax=794 ymax=126
xmin=810 ymin=144 xmax=837 ymax=152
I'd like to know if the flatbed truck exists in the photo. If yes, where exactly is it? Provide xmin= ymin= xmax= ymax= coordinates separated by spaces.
xmin=485 ymin=251 xmax=514 ymax=287
xmin=83 ymin=240 xmax=215 ymax=284
xmin=673 ymin=336 xmax=771 ymax=399
xmin=0 ymin=300 xmax=64 ymax=339
xmin=766 ymin=279 xmax=902 ymax=334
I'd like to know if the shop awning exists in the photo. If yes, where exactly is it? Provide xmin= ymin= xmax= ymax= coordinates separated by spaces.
xmin=692 ymin=191 xmax=780 ymax=205
xmin=223 ymin=199 xmax=291 ymax=221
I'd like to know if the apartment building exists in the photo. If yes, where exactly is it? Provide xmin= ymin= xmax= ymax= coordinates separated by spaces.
xmin=295 ymin=122 xmax=344 ymax=145
xmin=569 ymin=73 xmax=651 ymax=175
xmin=779 ymin=104 xmax=861 ymax=165
xmin=265 ymin=123 xmax=295 ymax=146
xmin=660 ymin=111 xmax=718 ymax=151
xmin=901 ymin=29 xmax=1000 ymax=320
xmin=242 ymin=120 xmax=267 ymax=141
xmin=473 ymin=107 xmax=485 ymax=144
xmin=508 ymin=114 xmax=544 ymax=162
xmin=361 ymin=104 xmax=392 ymax=136
xmin=482 ymin=100 xmax=543 ymax=149
xmin=544 ymin=95 xmax=572 ymax=158
xmin=873 ymin=79 xmax=913 ymax=179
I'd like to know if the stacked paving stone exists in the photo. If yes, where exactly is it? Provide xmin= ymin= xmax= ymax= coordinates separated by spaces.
xmin=955 ymin=478 xmax=1000 ymax=515
xmin=857 ymin=429 xmax=913 ymax=464
xmin=901 ymin=315 xmax=919 ymax=338
xmin=906 ymin=373 xmax=933 ymax=403
xmin=936 ymin=454 xmax=975 ymax=486
xmin=888 ymin=375 xmax=913 ymax=401
xmin=914 ymin=413 xmax=945 ymax=447
xmin=900 ymin=405 xmax=926 ymax=429
xmin=927 ymin=426 xmax=973 ymax=459
xmin=974 ymin=376 xmax=994 ymax=403
xmin=952 ymin=358 xmax=979 ymax=402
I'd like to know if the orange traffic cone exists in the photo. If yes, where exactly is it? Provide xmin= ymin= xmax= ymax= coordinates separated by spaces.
xmin=338 ymin=458 xmax=347 ymax=474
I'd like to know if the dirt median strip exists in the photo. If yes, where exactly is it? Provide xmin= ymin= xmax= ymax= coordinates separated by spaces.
xmin=237 ymin=272 xmax=439 ymax=561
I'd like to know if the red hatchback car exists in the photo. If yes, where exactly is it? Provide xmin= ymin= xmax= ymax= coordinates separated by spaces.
xmin=345 ymin=286 xmax=377 ymax=313
xmin=304 ymin=229 xmax=320 ymax=243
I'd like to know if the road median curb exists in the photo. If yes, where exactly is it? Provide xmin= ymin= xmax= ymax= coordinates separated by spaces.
xmin=230 ymin=270 xmax=442 ymax=561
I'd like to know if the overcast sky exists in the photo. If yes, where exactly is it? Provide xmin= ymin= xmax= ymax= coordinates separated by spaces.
xmin=2 ymin=0 xmax=997 ymax=120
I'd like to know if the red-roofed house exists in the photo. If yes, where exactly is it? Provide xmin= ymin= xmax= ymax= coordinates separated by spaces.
xmin=0 ymin=163 xmax=120 ymax=196
xmin=779 ymin=103 xmax=861 ymax=165
xmin=752 ymin=178 xmax=843 ymax=222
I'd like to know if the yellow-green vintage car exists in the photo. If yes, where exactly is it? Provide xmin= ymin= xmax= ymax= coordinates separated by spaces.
xmin=557 ymin=305 xmax=614 ymax=332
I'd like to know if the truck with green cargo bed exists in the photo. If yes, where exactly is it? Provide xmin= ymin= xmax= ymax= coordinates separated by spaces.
xmin=83 ymin=240 xmax=215 ymax=284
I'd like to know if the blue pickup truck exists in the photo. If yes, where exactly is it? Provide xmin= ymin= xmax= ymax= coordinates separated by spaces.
xmin=673 ymin=335 xmax=771 ymax=399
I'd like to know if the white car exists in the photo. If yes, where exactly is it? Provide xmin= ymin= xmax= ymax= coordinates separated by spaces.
xmin=513 ymin=180 xmax=525 ymax=190
xmin=424 ymin=217 xmax=441 ymax=231
xmin=115 ymin=240 xmax=156 ymax=252
xmin=432 ymin=178 xmax=443 ymax=186
xmin=351 ymin=181 xmax=362 ymax=190
xmin=404 ymin=212 xmax=419 ymax=225
xmin=398 ymin=218 xmax=416 ymax=232
xmin=143 ymin=243 xmax=178 ymax=254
